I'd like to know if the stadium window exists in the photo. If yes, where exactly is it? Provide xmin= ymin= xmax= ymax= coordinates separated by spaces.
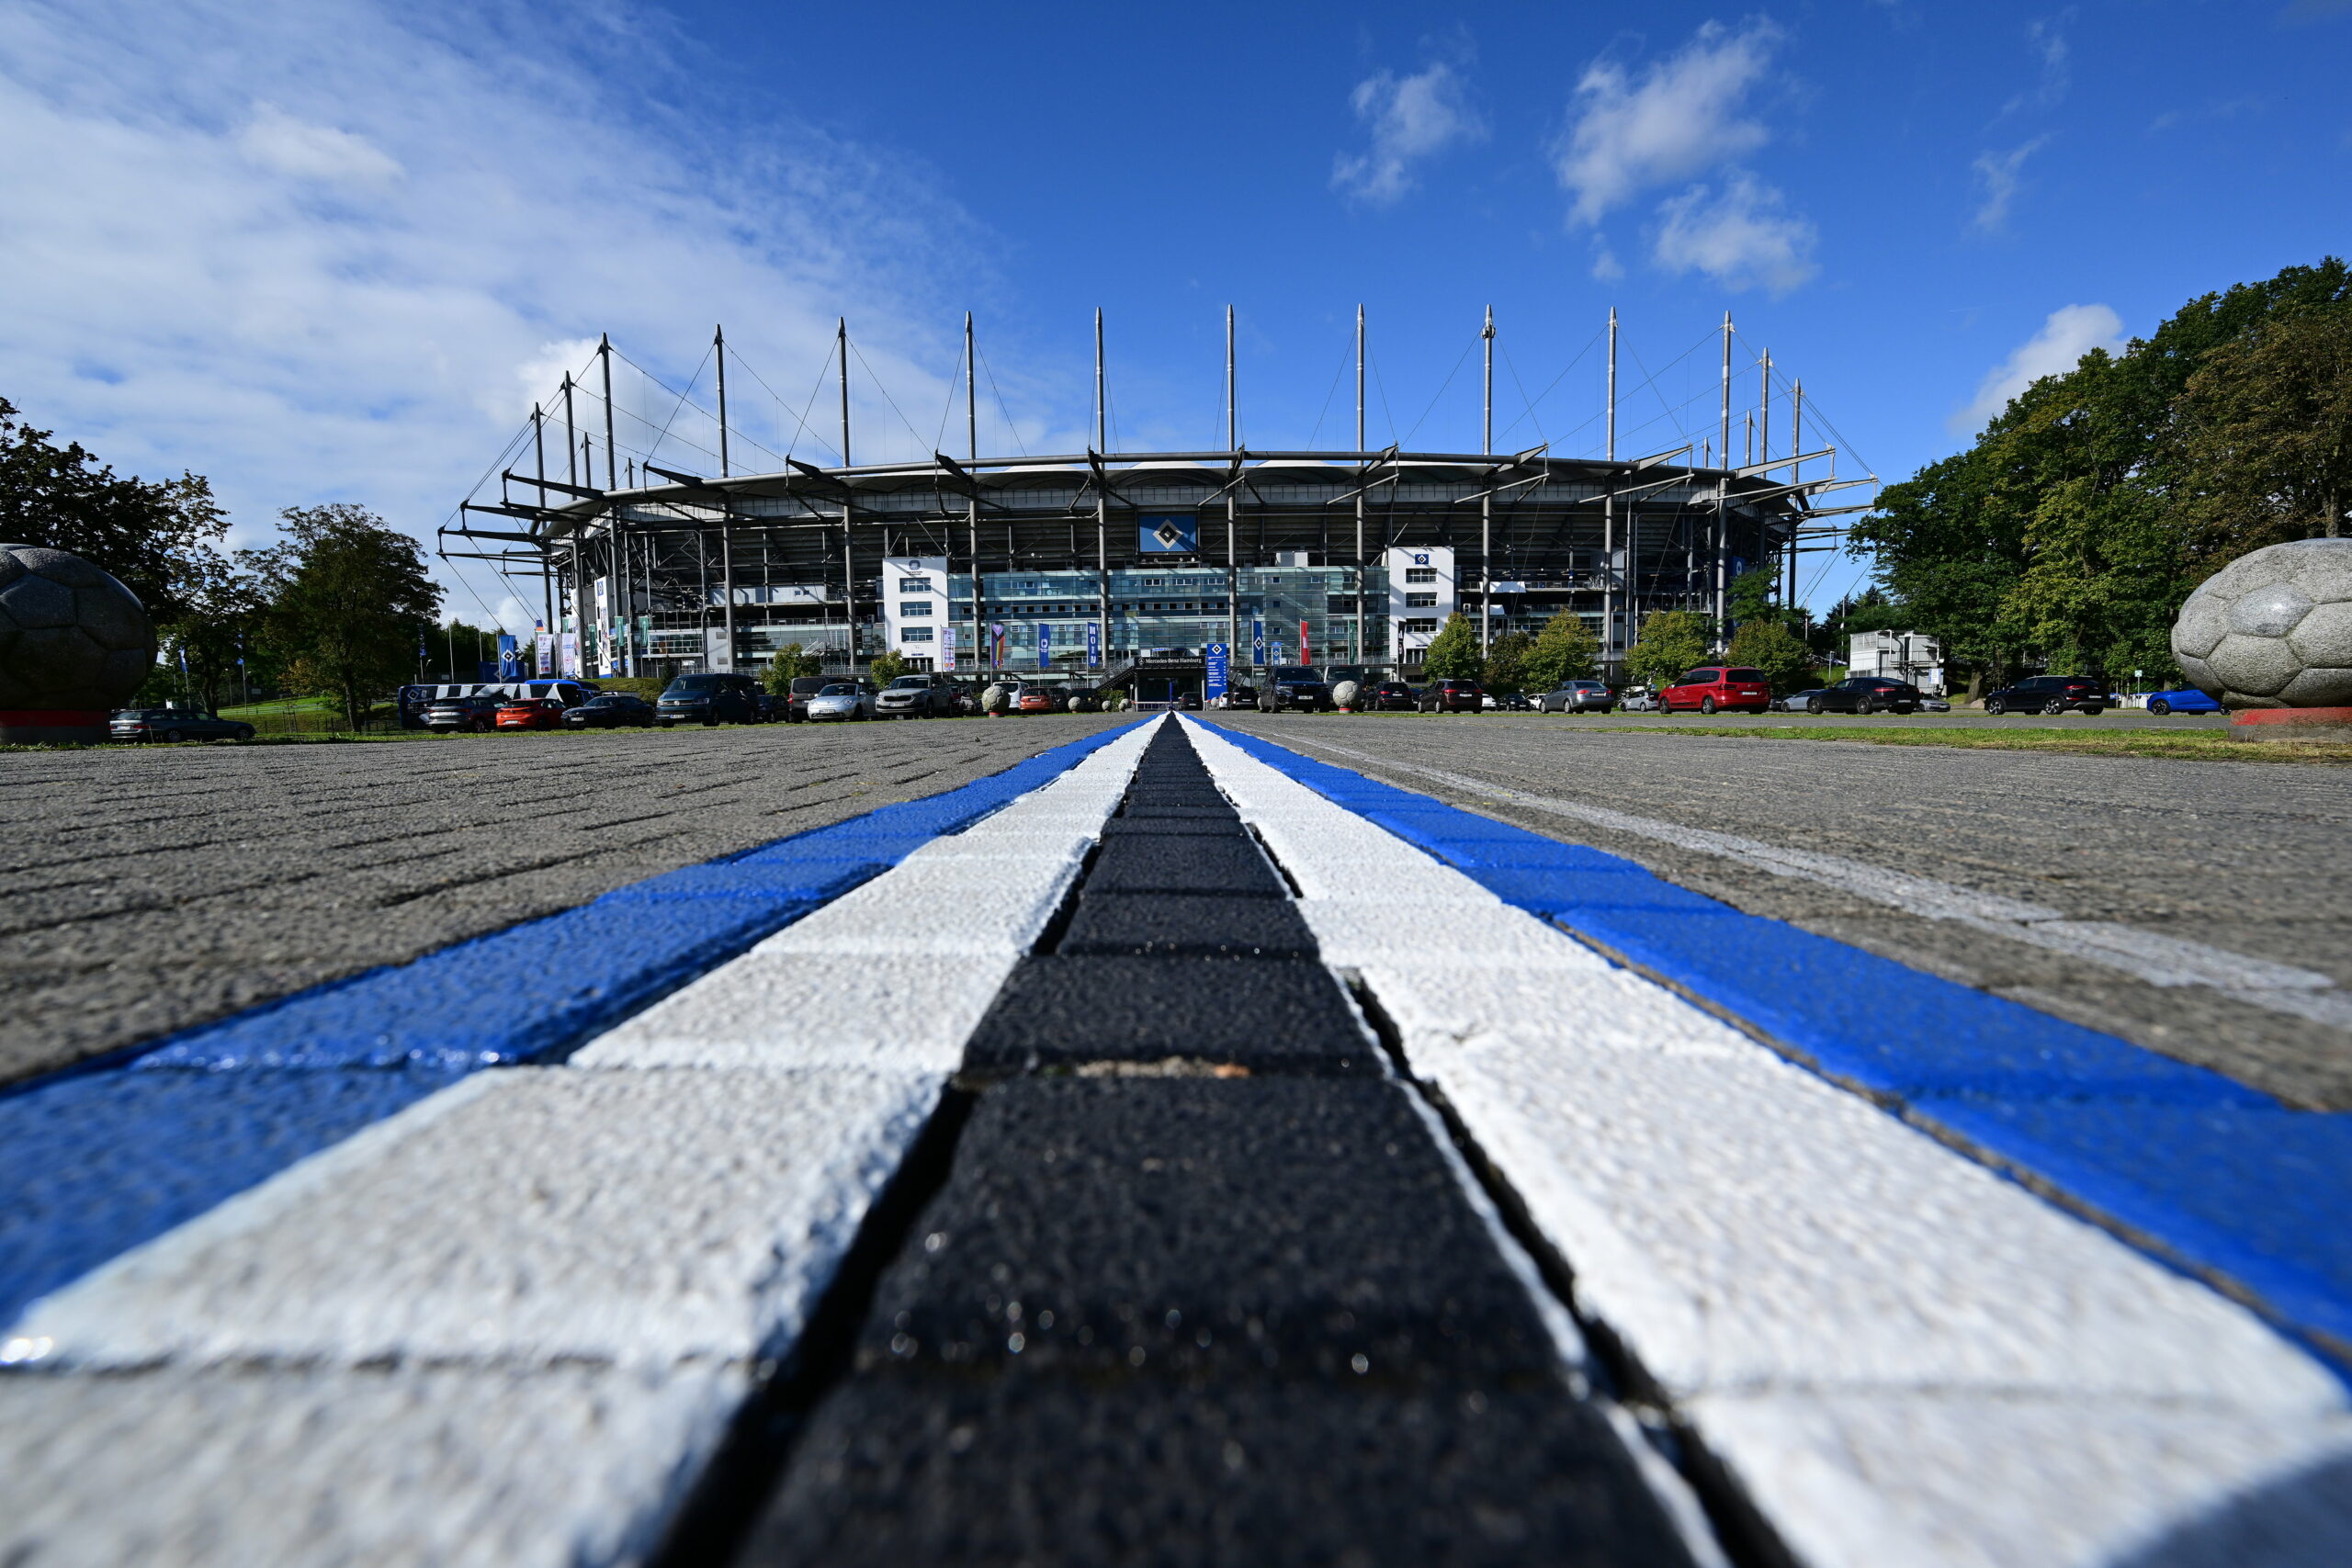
xmin=900 ymin=602 xmax=933 ymax=616
xmin=1406 ymin=593 xmax=1437 ymax=608
xmin=899 ymin=577 xmax=933 ymax=593
xmin=902 ymin=626 xmax=934 ymax=642
xmin=1405 ymin=568 xmax=1437 ymax=584
xmin=1401 ymin=617 xmax=1438 ymax=634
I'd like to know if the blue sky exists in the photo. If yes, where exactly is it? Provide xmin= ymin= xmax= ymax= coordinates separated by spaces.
xmin=4 ymin=0 xmax=2348 ymax=626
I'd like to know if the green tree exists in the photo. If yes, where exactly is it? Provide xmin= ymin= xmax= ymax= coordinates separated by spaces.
xmin=1726 ymin=617 xmax=1815 ymax=695
xmin=0 ymin=395 xmax=225 ymax=618
xmin=160 ymin=547 xmax=268 ymax=712
xmin=2174 ymin=305 xmax=2352 ymax=550
xmin=1482 ymin=630 xmax=1535 ymax=694
xmin=761 ymin=642 xmax=824 ymax=694
xmin=254 ymin=504 xmax=441 ymax=729
xmin=1419 ymin=612 xmax=1485 ymax=680
xmin=1622 ymin=610 xmax=1712 ymax=690
xmin=867 ymin=650 xmax=909 ymax=685
xmin=1523 ymin=612 xmax=1600 ymax=692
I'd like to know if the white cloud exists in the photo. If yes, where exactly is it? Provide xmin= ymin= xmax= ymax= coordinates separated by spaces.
xmin=2003 ymin=15 xmax=2072 ymax=116
xmin=1953 ymin=303 xmax=2126 ymax=433
xmin=1553 ymin=19 xmax=1781 ymax=224
xmin=1332 ymin=61 xmax=1486 ymax=205
xmin=0 ymin=0 xmax=987 ymax=617
xmin=1971 ymin=136 xmax=2046 ymax=231
xmin=1651 ymin=175 xmax=1818 ymax=295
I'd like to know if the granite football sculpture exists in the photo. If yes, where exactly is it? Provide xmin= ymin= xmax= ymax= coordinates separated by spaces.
xmin=2170 ymin=537 xmax=2352 ymax=708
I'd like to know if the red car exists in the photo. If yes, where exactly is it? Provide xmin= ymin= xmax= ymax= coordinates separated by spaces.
xmin=1661 ymin=664 xmax=1771 ymax=715
xmin=495 ymin=697 xmax=565 ymax=730
xmin=1418 ymin=678 xmax=1485 ymax=713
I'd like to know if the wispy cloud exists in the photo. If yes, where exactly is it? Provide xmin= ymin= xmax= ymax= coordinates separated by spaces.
xmin=1652 ymin=175 xmax=1818 ymax=295
xmin=1553 ymin=19 xmax=1781 ymax=224
xmin=1954 ymin=303 xmax=2125 ymax=432
xmin=1332 ymin=60 xmax=1487 ymax=205
xmin=1971 ymin=137 xmax=2046 ymax=231
xmin=2002 ymin=14 xmax=2073 ymax=117
xmin=0 ymin=0 xmax=987 ymax=617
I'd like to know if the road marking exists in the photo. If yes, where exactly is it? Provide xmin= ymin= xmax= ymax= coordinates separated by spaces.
xmin=1286 ymin=733 xmax=2352 ymax=1029
xmin=1183 ymin=718 xmax=2352 ymax=1568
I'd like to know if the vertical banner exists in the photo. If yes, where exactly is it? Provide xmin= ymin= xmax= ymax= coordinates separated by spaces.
xmin=593 ymin=579 xmax=612 ymax=676
xmin=498 ymin=635 xmax=522 ymax=680
xmin=1085 ymin=620 xmax=1102 ymax=668
xmin=1204 ymin=642 xmax=1229 ymax=705
xmin=1298 ymin=618 xmax=1310 ymax=667
xmin=937 ymin=623 xmax=957 ymax=671
xmin=1250 ymin=618 xmax=1266 ymax=668
xmin=534 ymin=633 xmax=554 ymax=677
xmin=1037 ymin=622 xmax=1053 ymax=670
xmin=991 ymin=622 xmax=1005 ymax=668
xmin=559 ymin=632 xmax=580 ymax=678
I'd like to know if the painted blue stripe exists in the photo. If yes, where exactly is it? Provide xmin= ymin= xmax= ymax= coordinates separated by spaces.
xmin=0 ymin=721 xmax=1143 ymax=1327
xmin=1203 ymin=720 xmax=2352 ymax=1367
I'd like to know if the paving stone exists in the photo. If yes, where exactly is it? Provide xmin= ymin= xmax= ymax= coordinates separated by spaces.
xmin=0 ymin=1360 xmax=741 ymax=1568
xmin=1060 ymin=892 xmax=1318 ymax=959
xmin=960 ymin=955 xmax=1379 ymax=1075
xmin=17 ymin=1066 xmax=939 ymax=1368
xmin=745 ymin=1372 xmax=1696 ymax=1568
xmin=862 ymin=1077 xmax=1560 ymax=1382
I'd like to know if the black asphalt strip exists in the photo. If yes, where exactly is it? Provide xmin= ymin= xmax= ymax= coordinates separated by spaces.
xmin=731 ymin=721 xmax=1700 ymax=1567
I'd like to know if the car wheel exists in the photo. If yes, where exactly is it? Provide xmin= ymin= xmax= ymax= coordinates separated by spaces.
xmin=1699 ymin=697 xmax=1716 ymax=715
xmin=2080 ymin=705 xmax=2104 ymax=716
xmin=1805 ymin=699 xmax=1824 ymax=714
xmin=1985 ymin=698 xmax=2007 ymax=716
xmin=2149 ymin=699 xmax=2171 ymax=716
xmin=161 ymin=728 xmax=185 ymax=743
xmin=236 ymin=725 xmax=254 ymax=740
xmin=2041 ymin=698 xmax=2065 ymax=716
xmin=1856 ymin=695 xmax=1875 ymax=716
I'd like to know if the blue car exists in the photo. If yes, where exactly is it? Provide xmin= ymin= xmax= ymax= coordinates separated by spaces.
xmin=2143 ymin=687 xmax=2223 ymax=716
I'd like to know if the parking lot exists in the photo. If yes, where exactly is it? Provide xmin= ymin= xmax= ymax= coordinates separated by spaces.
xmin=1219 ymin=711 xmax=2352 ymax=1109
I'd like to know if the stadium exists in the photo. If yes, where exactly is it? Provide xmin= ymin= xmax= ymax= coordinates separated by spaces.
xmin=445 ymin=314 xmax=1871 ymax=690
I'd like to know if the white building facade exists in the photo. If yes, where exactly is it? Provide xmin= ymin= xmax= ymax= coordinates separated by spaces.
xmin=1385 ymin=544 xmax=1455 ymax=668
xmin=1849 ymin=630 xmax=1945 ymax=694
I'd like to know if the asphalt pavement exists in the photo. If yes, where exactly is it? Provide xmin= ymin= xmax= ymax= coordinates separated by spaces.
xmin=1219 ymin=712 xmax=2352 ymax=1110
xmin=0 ymin=716 xmax=1128 ymax=1088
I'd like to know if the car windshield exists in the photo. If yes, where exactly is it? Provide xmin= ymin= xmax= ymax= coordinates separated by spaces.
xmin=1679 ymin=671 xmax=1718 ymax=684
xmin=818 ymin=683 xmax=856 ymax=696
xmin=888 ymin=677 xmax=928 ymax=689
xmin=1274 ymin=667 xmax=1317 ymax=682
xmin=666 ymin=676 xmax=721 ymax=694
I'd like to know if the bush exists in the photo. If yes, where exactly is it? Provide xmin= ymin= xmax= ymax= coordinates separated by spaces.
xmin=1524 ymin=613 xmax=1600 ymax=692
xmin=1623 ymin=610 xmax=1712 ymax=690
xmin=1420 ymin=613 xmax=1485 ymax=681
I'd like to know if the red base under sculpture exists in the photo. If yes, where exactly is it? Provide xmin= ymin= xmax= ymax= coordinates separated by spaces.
xmin=0 ymin=708 xmax=109 ymax=745
xmin=2228 ymin=705 xmax=2352 ymax=741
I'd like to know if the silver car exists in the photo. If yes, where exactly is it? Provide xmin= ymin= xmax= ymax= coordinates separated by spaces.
xmin=1535 ymin=680 xmax=1616 ymax=714
xmin=804 ymin=682 xmax=873 ymax=721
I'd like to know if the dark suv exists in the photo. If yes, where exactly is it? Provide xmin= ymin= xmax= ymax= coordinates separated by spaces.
xmin=1984 ymin=675 xmax=2107 ymax=716
xmin=1808 ymin=677 xmax=1924 ymax=716
xmin=110 ymin=708 xmax=254 ymax=743
xmin=1419 ymin=678 xmax=1484 ymax=713
xmin=423 ymin=694 xmax=503 ymax=733
xmin=782 ymin=675 xmax=835 ymax=723
xmin=1367 ymin=681 xmax=1419 ymax=711
xmin=876 ymin=672 xmax=960 ymax=718
xmin=1259 ymin=666 xmax=1333 ymax=712
xmin=658 ymin=673 xmax=764 ymax=727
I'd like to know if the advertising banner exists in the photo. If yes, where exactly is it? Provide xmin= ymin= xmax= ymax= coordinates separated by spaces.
xmin=1037 ymin=622 xmax=1053 ymax=669
xmin=1204 ymin=642 xmax=1228 ymax=704
xmin=1137 ymin=513 xmax=1199 ymax=554
xmin=1250 ymin=618 xmax=1266 ymax=667
xmin=534 ymin=633 xmax=554 ymax=676
xmin=498 ymin=635 xmax=523 ymax=680
xmin=558 ymin=632 xmax=579 ymax=678
xmin=1085 ymin=620 xmax=1101 ymax=668
xmin=1298 ymin=618 xmax=1310 ymax=666
xmin=991 ymin=621 xmax=1005 ymax=667
xmin=937 ymin=622 xmax=957 ymax=671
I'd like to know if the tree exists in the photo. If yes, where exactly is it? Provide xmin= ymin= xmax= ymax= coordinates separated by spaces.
xmin=160 ymin=547 xmax=268 ymax=713
xmin=1419 ymin=613 xmax=1484 ymax=680
xmin=762 ymin=642 xmax=824 ymax=694
xmin=867 ymin=650 xmax=909 ymax=685
xmin=1726 ymin=617 xmax=1815 ymax=695
xmin=1523 ymin=612 xmax=1600 ymax=693
xmin=1622 ymin=610 xmax=1711 ymax=690
xmin=254 ymin=504 xmax=441 ymax=729
xmin=2175 ymin=305 xmax=2352 ymax=550
xmin=0 ymin=396 xmax=225 ymax=618
xmin=1482 ymin=630 xmax=1535 ymax=694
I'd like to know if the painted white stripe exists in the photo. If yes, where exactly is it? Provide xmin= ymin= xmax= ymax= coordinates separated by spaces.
xmin=1284 ymin=734 xmax=2352 ymax=1028
xmin=0 ymin=1360 xmax=742 ymax=1568
xmin=1182 ymin=718 xmax=2352 ymax=1568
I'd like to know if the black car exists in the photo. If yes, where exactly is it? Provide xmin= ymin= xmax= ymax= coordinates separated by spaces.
xmin=109 ymin=708 xmax=254 ymax=743
xmin=1805 ymin=677 xmax=1925 ymax=716
xmin=657 ymin=672 xmax=765 ymax=727
xmin=1367 ymin=681 xmax=1419 ymax=711
xmin=1419 ymin=678 xmax=1484 ymax=713
xmin=1260 ymin=666 xmax=1332 ymax=712
xmin=423 ymin=694 xmax=503 ymax=733
xmin=1984 ymin=674 xmax=2107 ymax=716
xmin=563 ymin=693 xmax=657 ymax=729
xmin=1217 ymin=682 xmax=1259 ymax=710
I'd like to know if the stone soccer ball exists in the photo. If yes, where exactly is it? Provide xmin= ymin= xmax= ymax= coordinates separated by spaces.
xmin=2171 ymin=538 xmax=2352 ymax=708
xmin=0 ymin=544 xmax=158 ymax=712
xmin=1329 ymin=679 xmax=1361 ymax=711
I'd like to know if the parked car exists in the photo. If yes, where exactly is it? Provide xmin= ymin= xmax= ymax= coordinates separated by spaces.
xmin=423 ymin=694 xmax=504 ymax=733
xmin=1771 ymin=689 xmax=1826 ymax=714
xmin=1535 ymin=680 xmax=1616 ymax=714
xmin=658 ymin=672 xmax=765 ymax=726
xmin=1261 ymin=666 xmax=1333 ymax=712
xmin=1619 ymin=687 xmax=1659 ymax=712
xmin=562 ymin=693 xmax=657 ymax=729
xmin=1063 ymin=686 xmax=1106 ymax=713
xmin=495 ymin=697 xmax=566 ymax=730
xmin=1368 ymin=680 xmax=1419 ymax=711
xmin=1011 ymin=682 xmax=1057 ymax=715
xmin=805 ymin=682 xmax=875 ymax=721
xmin=779 ymin=676 xmax=834 ymax=722
xmin=2143 ymin=686 xmax=2223 ymax=716
xmin=1804 ymin=676 xmax=1925 ymax=716
xmin=1918 ymin=695 xmax=1952 ymax=713
xmin=109 ymin=708 xmax=254 ymax=743
xmin=1983 ymin=674 xmax=2108 ymax=716
xmin=1419 ymin=677 xmax=1485 ymax=713
xmin=1216 ymin=682 xmax=1260 ymax=710
xmin=752 ymin=691 xmax=791 ymax=722
xmin=1661 ymin=666 xmax=1772 ymax=715
xmin=876 ymin=672 xmax=961 ymax=718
